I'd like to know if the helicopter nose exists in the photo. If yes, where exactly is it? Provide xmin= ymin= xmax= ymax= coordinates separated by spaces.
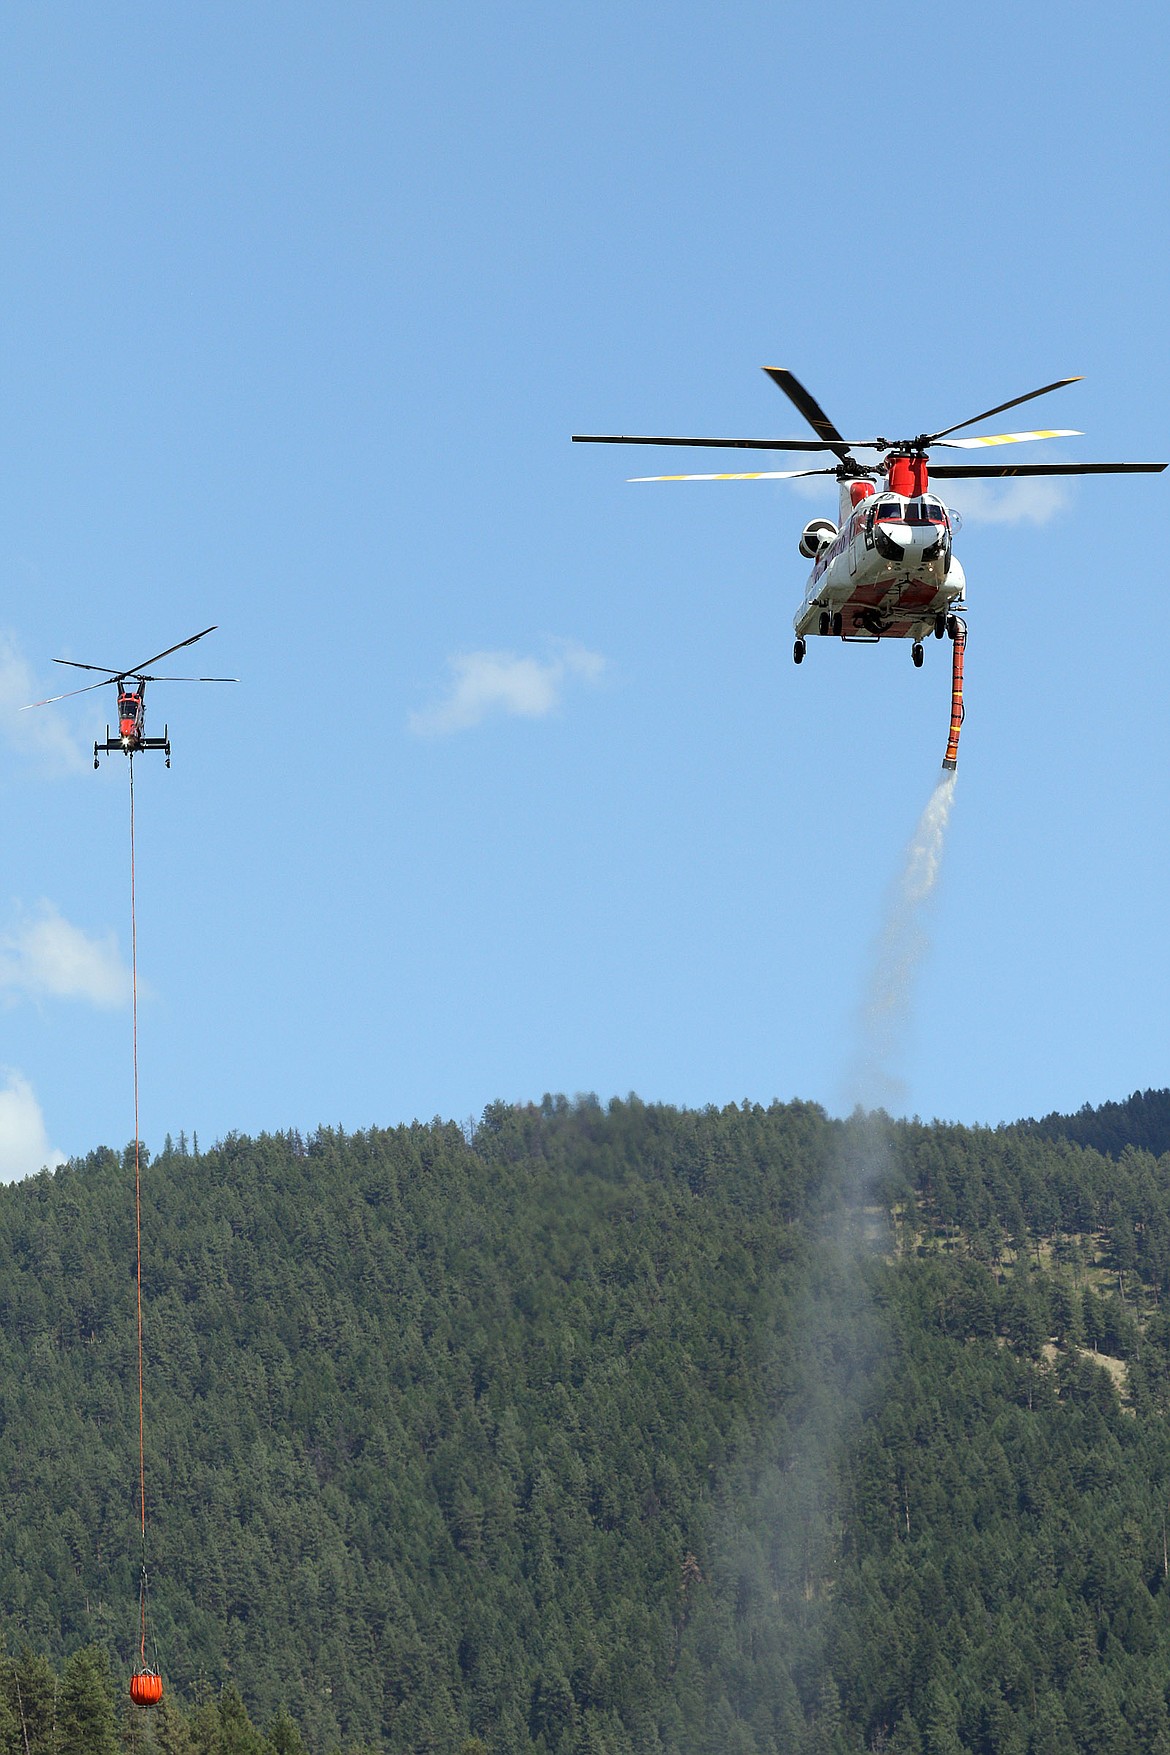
xmin=897 ymin=521 xmax=934 ymax=553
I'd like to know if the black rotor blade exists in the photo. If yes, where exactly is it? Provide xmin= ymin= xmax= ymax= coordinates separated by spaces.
xmin=929 ymin=461 xmax=1166 ymax=479
xmin=53 ymin=658 xmax=124 ymax=676
xmin=761 ymin=368 xmax=855 ymax=464
xmin=928 ymin=378 xmax=1083 ymax=443
xmin=121 ymin=625 xmax=219 ymax=678
xmin=573 ymin=433 xmax=843 ymax=452
xmin=51 ymin=625 xmax=219 ymax=685
xmin=136 ymin=673 xmax=239 ymax=683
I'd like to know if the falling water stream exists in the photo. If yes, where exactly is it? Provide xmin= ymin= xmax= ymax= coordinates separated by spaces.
xmin=848 ymin=768 xmax=958 ymax=1116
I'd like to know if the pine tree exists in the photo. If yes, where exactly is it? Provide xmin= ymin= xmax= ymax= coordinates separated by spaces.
xmin=10 ymin=1652 xmax=57 ymax=1755
xmin=58 ymin=1648 xmax=118 ymax=1755
xmin=886 ymin=1711 xmax=922 ymax=1755
xmin=267 ymin=1711 xmax=308 ymax=1755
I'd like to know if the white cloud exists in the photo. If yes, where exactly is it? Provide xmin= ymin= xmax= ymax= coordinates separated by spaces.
xmin=783 ymin=469 xmax=1069 ymax=527
xmin=0 ymin=632 xmax=89 ymax=773
xmin=409 ymin=640 xmax=605 ymax=736
xmin=786 ymin=472 xmax=841 ymax=506
xmin=0 ymin=1070 xmax=65 ymax=1183
xmin=0 ymin=902 xmax=132 ymax=1008
xmin=941 ymin=477 xmax=1069 ymax=526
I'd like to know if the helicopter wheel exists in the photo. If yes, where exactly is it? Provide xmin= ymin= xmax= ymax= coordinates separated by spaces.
xmin=912 ymin=642 xmax=924 ymax=668
xmin=934 ymin=614 xmax=946 ymax=639
xmin=831 ymin=611 xmax=843 ymax=636
xmin=793 ymin=637 xmax=806 ymax=665
xmin=818 ymin=611 xmax=830 ymax=636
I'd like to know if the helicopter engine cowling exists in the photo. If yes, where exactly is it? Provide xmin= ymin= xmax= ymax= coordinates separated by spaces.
xmin=799 ymin=518 xmax=837 ymax=560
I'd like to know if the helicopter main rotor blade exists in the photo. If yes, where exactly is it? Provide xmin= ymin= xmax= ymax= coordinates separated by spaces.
xmin=936 ymin=428 xmax=1082 ymax=449
xmin=929 ymin=460 xmax=1166 ymax=478
xmin=761 ymin=368 xmax=855 ymax=464
xmin=927 ymin=378 xmax=1083 ymax=443
xmin=629 ymin=466 xmax=839 ymax=482
xmin=51 ymin=625 xmax=220 ymax=685
xmin=120 ymin=625 xmax=219 ymax=679
xmin=135 ymin=674 xmax=239 ymax=683
xmin=573 ymin=433 xmax=843 ymax=452
xmin=21 ymin=678 xmax=118 ymax=710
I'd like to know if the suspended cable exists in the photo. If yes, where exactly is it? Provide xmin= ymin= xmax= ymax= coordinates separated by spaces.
xmin=128 ymin=754 xmax=163 ymax=1708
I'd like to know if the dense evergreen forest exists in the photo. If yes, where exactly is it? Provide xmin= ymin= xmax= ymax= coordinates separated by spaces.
xmin=1 ymin=1091 xmax=1170 ymax=1752
xmin=1020 ymin=1087 xmax=1170 ymax=1161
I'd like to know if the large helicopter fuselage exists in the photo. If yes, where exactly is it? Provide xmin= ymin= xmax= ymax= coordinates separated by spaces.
xmin=794 ymin=486 xmax=966 ymax=642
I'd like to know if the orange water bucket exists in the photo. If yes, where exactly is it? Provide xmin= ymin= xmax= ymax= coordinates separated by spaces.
xmin=130 ymin=1671 xmax=164 ymax=1706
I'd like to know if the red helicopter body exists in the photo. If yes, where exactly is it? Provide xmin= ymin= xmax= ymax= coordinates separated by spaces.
xmin=21 ymin=626 xmax=236 ymax=766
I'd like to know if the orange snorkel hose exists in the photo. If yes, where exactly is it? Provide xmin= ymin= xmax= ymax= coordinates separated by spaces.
xmin=942 ymin=621 xmax=966 ymax=771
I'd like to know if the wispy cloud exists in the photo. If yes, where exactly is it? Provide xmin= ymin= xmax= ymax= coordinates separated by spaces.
xmin=0 ymin=1070 xmax=65 ymax=1183
xmin=409 ymin=640 xmax=605 ymax=736
xmin=787 ymin=472 xmax=840 ymax=506
xmin=0 ymin=632 xmax=89 ymax=773
xmin=943 ymin=477 xmax=1069 ymax=526
xmin=0 ymin=902 xmax=131 ymax=1009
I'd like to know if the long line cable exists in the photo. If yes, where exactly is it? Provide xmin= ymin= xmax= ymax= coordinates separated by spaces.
xmin=129 ymin=754 xmax=151 ymax=1670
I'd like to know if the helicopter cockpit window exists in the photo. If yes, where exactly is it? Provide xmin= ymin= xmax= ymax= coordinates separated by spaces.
xmin=902 ymin=499 xmax=949 ymax=526
xmin=873 ymin=498 xmax=905 ymax=522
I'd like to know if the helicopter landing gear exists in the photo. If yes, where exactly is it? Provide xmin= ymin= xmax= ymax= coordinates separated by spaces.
xmin=934 ymin=613 xmax=946 ymax=639
xmin=818 ymin=610 xmax=830 ymax=636
xmin=831 ymin=611 xmax=843 ymax=636
xmin=912 ymin=642 xmax=924 ymax=668
xmin=793 ymin=637 xmax=806 ymax=664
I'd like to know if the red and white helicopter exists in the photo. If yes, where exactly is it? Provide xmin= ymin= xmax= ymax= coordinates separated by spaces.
xmin=22 ymin=626 xmax=236 ymax=767
xmin=574 ymin=370 xmax=1166 ymax=666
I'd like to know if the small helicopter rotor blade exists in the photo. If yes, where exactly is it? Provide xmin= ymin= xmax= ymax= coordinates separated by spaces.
xmin=927 ymin=378 xmax=1083 ymax=443
xmin=119 ymin=625 xmax=219 ymax=678
xmin=573 ymin=433 xmax=843 ymax=452
xmin=135 ymin=674 xmax=240 ymax=683
xmin=935 ymin=428 xmax=1082 ymax=449
xmin=20 ymin=678 xmax=116 ymax=710
xmin=53 ymin=658 xmax=125 ymax=675
xmin=929 ymin=461 xmax=1167 ymax=478
xmin=629 ymin=467 xmax=839 ymax=482
xmin=761 ymin=368 xmax=855 ymax=464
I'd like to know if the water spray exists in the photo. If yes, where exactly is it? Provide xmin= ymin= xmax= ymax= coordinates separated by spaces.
xmin=849 ymin=768 xmax=958 ymax=1117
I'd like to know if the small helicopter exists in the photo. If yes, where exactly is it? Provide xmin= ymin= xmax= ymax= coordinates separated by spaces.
xmin=23 ymin=626 xmax=237 ymax=766
xmin=574 ymin=370 xmax=1166 ymax=665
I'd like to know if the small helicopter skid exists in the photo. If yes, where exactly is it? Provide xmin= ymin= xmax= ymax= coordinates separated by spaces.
xmin=94 ymin=727 xmax=170 ymax=769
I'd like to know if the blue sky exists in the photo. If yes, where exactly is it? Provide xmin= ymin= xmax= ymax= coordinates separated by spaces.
xmin=0 ymin=3 xmax=1166 ymax=1174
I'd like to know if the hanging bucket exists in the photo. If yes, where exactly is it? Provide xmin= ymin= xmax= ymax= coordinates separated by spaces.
xmin=130 ymin=1671 xmax=164 ymax=1706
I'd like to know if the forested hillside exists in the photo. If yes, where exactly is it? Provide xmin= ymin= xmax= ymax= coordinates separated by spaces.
xmin=2 ymin=1096 xmax=1170 ymax=1753
xmin=1018 ymin=1086 xmax=1170 ymax=1161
